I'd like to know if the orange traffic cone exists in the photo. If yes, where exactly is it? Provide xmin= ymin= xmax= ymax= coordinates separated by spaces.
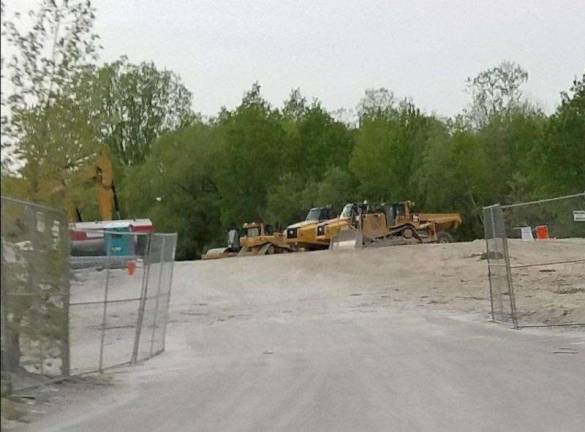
xmin=535 ymin=225 xmax=550 ymax=240
xmin=127 ymin=260 xmax=137 ymax=276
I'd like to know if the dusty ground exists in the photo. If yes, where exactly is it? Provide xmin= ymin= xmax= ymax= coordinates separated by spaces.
xmin=7 ymin=239 xmax=585 ymax=431
xmin=25 ymin=238 xmax=585 ymax=377
xmin=176 ymin=238 xmax=583 ymax=327
xmin=504 ymin=239 xmax=585 ymax=325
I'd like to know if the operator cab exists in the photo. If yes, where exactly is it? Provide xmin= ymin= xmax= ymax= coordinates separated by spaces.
xmin=383 ymin=201 xmax=413 ymax=226
xmin=241 ymin=223 xmax=274 ymax=238
xmin=340 ymin=203 xmax=357 ymax=219
xmin=305 ymin=207 xmax=335 ymax=222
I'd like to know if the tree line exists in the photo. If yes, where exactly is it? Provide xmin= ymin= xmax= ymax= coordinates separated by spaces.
xmin=1 ymin=1 xmax=583 ymax=260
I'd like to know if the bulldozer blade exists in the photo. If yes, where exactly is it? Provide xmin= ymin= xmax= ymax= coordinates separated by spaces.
xmin=238 ymin=247 xmax=253 ymax=257
xmin=330 ymin=229 xmax=363 ymax=251
xmin=362 ymin=236 xmax=413 ymax=248
xmin=257 ymin=243 xmax=272 ymax=255
xmin=202 ymin=247 xmax=233 ymax=260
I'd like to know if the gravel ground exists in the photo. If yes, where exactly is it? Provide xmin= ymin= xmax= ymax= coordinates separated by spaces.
xmin=170 ymin=238 xmax=583 ymax=327
xmin=8 ymin=239 xmax=585 ymax=431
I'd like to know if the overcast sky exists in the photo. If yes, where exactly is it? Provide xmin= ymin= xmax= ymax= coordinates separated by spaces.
xmin=8 ymin=0 xmax=585 ymax=118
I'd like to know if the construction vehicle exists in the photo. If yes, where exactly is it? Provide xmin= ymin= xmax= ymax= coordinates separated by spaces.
xmin=61 ymin=147 xmax=156 ymax=257
xmin=315 ymin=203 xmax=358 ymax=243
xmin=330 ymin=201 xmax=462 ymax=249
xmin=239 ymin=222 xmax=294 ymax=255
xmin=80 ymin=148 xmax=120 ymax=222
xmin=46 ymin=146 xmax=121 ymax=223
xmin=284 ymin=207 xmax=335 ymax=250
xmin=385 ymin=201 xmax=461 ymax=242
xmin=202 ymin=222 xmax=294 ymax=260
xmin=201 ymin=229 xmax=241 ymax=260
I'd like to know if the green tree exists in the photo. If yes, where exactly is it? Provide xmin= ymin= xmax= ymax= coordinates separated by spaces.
xmin=264 ymin=173 xmax=308 ymax=227
xmin=213 ymin=83 xmax=290 ymax=226
xmin=72 ymin=58 xmax=194 ymax=166
xmin=312 ymin=166 xmax=358 ymax=210
xmin=465 ymin=61 xmax=529 ymax=128
xmin=295 ymin=102 xmax=354 ymax=179
xmin=350 ymin=99 xmax=435 ymax=203
xmin=357 ymin=88 xmax=397 ymax=122
xmin=418 ymin=127 xmax=485 ymax=238
xmin=280 ymin=89 xmax=355 ymax=179
xmin=122 ymin=123 xmax=221 ymax=259
xmin=1 ymin=0 xmax=99 ymax=374
xmin=1 ymin=0 xmax=100 ymax=202
xmin=476 ymin=107 xmax=547 ymax=204
xmin=534 ymin=74 xmax=585 ymax=195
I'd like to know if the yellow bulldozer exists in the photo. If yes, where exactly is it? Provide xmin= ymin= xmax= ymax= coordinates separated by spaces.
xmin=284 ymin=207 xmax=335 ymax=250
xmin=329 ymin=201 xmax=462 ymax=249
xmin=202 ymin=222 xmax=294 ymax=260
xmin=239 ymin=222 xmax=294 ymax=255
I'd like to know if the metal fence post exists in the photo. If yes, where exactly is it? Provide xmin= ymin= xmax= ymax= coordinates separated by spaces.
xmin=161 ymin=235 xmax=177 ymax=352
xmin=26 ymin=205 xmax=45 ymax=375
xmin=501 ymin=232 xmax=519 ymax=329
xmin=131 ymin=234 xmax=152 ymax=364
xmin=484 ymin=206 xmax=496 ymax=322
xmin=0 ymin=237 xmax=12 ymax=394
xmin=98 ymin=252 xmax=113 ymax=373
xmin=149 ymin=236 xmax=166 ymax=357
xmin=61 ymin=218 xmax=71 ymax=377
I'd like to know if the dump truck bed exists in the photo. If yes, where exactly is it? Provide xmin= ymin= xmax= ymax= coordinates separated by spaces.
xmin=418 ymin=213 xmax=462 ymax=231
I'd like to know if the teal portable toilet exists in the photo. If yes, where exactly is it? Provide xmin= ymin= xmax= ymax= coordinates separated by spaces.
xmin=104 ymin=225 xmax=134 ymax=256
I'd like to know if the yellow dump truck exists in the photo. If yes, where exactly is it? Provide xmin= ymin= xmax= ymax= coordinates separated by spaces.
xmin=330 ymin=201 xmax=462 ymax=249
xmin=315 ymin=203 xmax=357 ymax=243
xmin=382 ymin=201 xmax=462 ymax=243
xmin=284 ymin=207 xmax=335 ymax=250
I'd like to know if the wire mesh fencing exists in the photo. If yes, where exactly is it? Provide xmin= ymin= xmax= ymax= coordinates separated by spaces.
xmin=133 ymin=234 xmax=177 ymax=363
xmin=1 ymin=196 xmax=178 ymax=395
xmin=483 ymin=204 xmax=516 ymax=325
xmin=484 ymin=192 xmax=585 ymax=328
xmin=1 ymin=197 xmax=70 ymax=394
xmin=69 ymin=230 xmax=177 ymax=374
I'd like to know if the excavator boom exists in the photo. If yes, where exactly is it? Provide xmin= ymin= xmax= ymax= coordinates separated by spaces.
xmin=65 ymin=147 xmax=120 ymax=223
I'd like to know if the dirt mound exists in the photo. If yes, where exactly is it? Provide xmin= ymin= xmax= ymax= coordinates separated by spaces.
xmin=176 ymin=239 xmax=585 ymax=327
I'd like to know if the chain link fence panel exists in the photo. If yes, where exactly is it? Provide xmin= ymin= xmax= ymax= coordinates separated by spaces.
xmin=70 ymin=231 xmax=178 ymax=374
xmin=134 ymin=234 xmax=177 ymax=362
xmin=483 ymin=204 xmax=515 ymax=325
xmin=484 ymin=192 xmax=585 ymax=328
xmin=2 ymin=196 xmax=178 ymax=396
xmin=1 ymin=197 xmax=70 ymax=394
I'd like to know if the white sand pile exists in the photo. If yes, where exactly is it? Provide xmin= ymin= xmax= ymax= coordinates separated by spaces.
xmin=177 ymin=239 xmax=584 ymax=327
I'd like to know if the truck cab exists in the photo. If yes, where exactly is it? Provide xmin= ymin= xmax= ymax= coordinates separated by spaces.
xmin=285 ymin=207 xmax=334 ymax=250
xmin=315 ymin=203 xmax=357 ymax=242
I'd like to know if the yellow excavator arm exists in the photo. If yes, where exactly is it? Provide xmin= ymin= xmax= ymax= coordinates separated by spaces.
xmin=65 ymin=147 xmax=119 ymax=223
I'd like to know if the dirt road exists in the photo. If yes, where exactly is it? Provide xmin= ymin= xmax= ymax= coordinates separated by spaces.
xmin=15 ymin=241 xmax=585 ymax=431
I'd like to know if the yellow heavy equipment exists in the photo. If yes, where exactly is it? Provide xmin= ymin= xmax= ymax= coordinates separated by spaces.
xmin=330 ymin=201 xmax=462 ymax=249
xmin=202 ymin=222 xmax=294 ymax=260
xmin=315 ymin=203 xmax=357 ymax=243
xmin=238 ymin=222 xmax=294 ymax=255
xmin=284 ymin=207 xmax=334 ymax=250
xmin=49 ymin=147 xmax=120 ymax=223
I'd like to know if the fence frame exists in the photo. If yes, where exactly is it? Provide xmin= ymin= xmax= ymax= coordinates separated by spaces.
xmin=484 ymin=192 xmax=585 ymax=329
xmin=1 ymin=195 xmax=71 ymax=392
xmin=1 ymin=195 xmax=178 ymax=394
xmin=68 ymin=230 xmax=177 ymax=375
